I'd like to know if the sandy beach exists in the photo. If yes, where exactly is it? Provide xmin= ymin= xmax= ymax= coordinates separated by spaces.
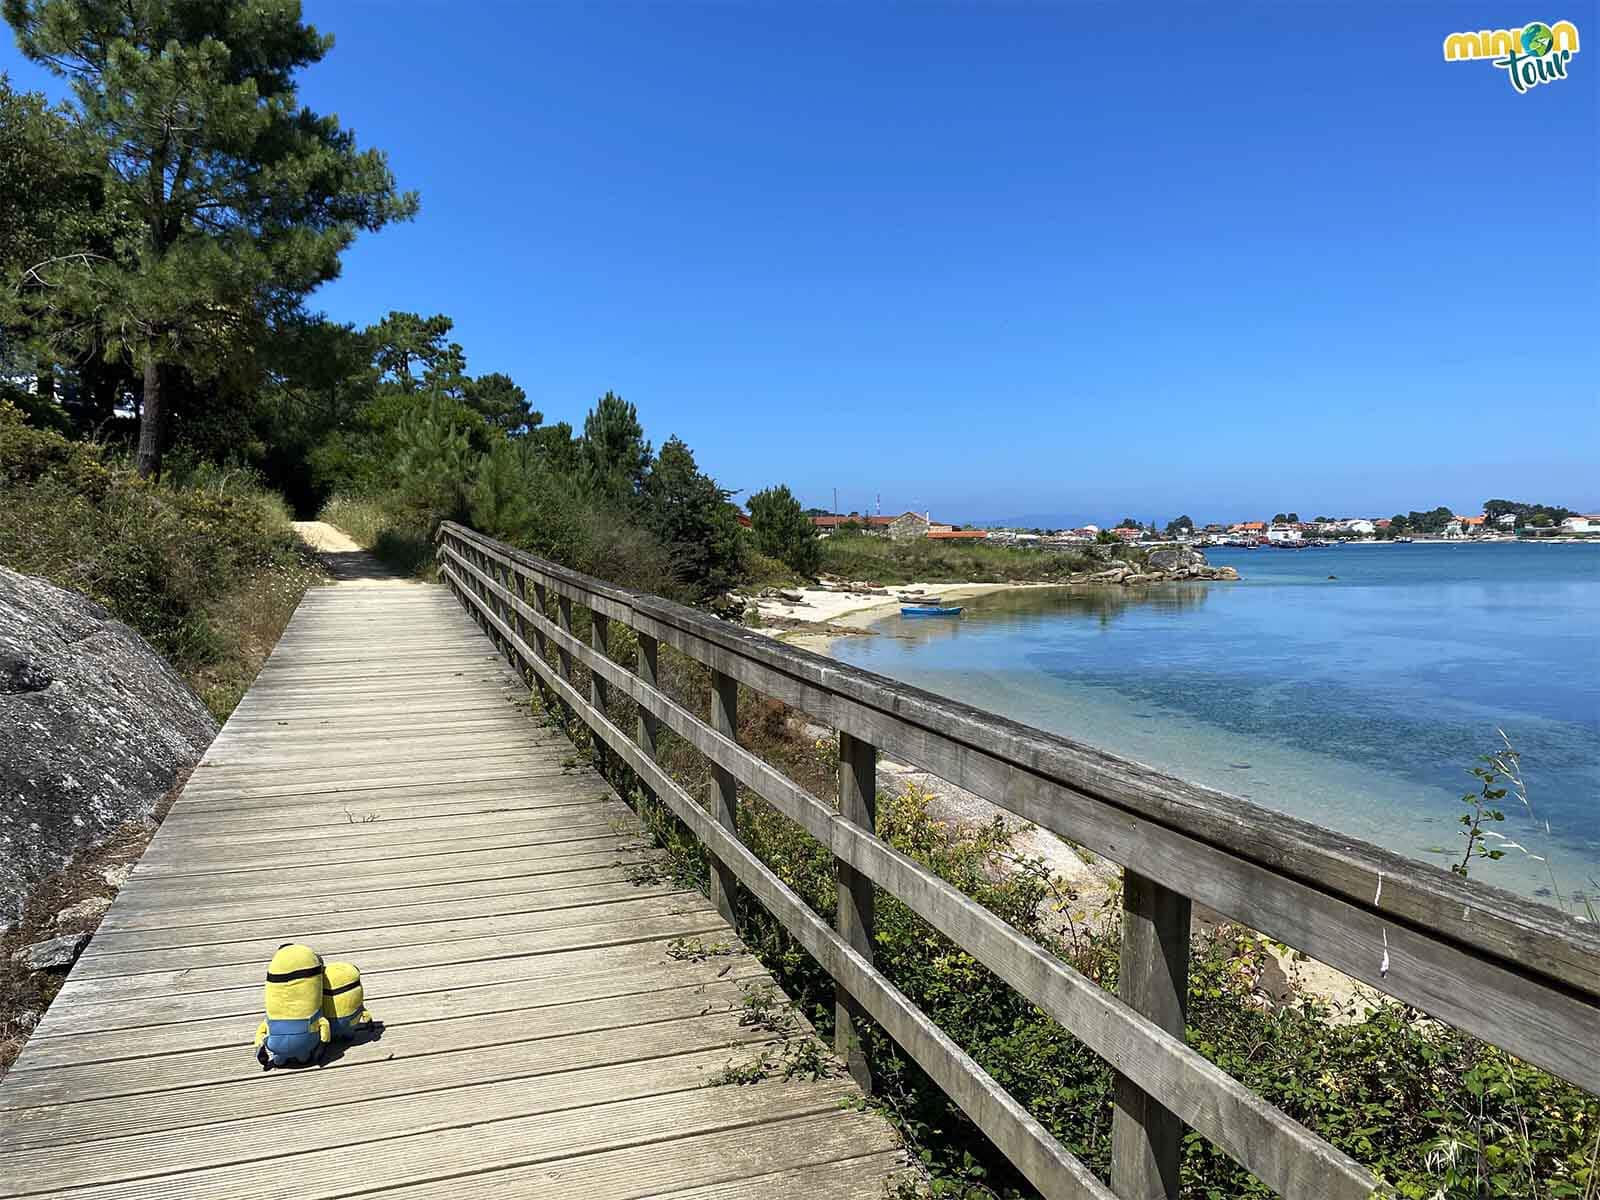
xmin=743 ymin=579 xmax=1066 ymax=655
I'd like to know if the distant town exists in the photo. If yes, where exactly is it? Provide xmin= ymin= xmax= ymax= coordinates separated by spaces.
xmin=800 ymin=499 xmax=1598 ymax=548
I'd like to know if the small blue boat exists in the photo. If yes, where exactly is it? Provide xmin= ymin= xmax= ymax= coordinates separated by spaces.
xmin=901 ymin=605 xmax=964 ymax=617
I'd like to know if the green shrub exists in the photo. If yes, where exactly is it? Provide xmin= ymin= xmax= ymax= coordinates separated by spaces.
xmin=748 ymin=484 xmax=821 ymax=577
xmin=0 ymin=401 xmax=315 ymax=717
xmin=743 ymin=550 xmax=804 ymax=590
xmin=819 ymin=530 xmax=1101 ymax=585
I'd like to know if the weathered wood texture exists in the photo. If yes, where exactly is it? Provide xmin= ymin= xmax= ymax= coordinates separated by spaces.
xmin=0 ymin=574 xmax=901 ymax=1199
xmin=1110 ymin=872 xmax=1192 ymax=1200
xmin=438 ymin=521 xmax=1600 ymax=1200
xmin=835 ymin=729 xmax=878 ymax=1094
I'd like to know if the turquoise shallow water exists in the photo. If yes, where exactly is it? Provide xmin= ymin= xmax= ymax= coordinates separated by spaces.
xmin=831 ymin=542 xmax=1600 ymax=906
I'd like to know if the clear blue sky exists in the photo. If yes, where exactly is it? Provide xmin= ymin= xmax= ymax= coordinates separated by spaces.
xmin=5 ymin=3 xmax=1596 ymax=526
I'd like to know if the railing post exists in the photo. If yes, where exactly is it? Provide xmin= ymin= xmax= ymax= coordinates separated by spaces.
xmin=473 ymin=550 xmax=492 ymax=639
xmin=515 ymin=573 xmax=545 ymax=709
xmin=635 ymin=632 xmax=659 ymax=804
xmin=707 ymin=669 xmax=740 ymax=927
xmin=589 ymin=611 xmax=610 ymax=775
xmin=509 ymin=570 xmax=536 ymax=694
xmin=834 ymin=730 xmax=877 ymax=1094
xmin=437 ymin=529 xmax=455 ymax=603
xmin=556 ymin=594 xmax=577 ymax=732
xmin=462 ymin=545 xmax=483 ymax=631
xmin=1110 ymin=871 xmax=1192 ymax=1200
xmin=489 ymin=559 xmax=509 ymax=661
xmin=533 ymin=580 xmax=569 ymax=726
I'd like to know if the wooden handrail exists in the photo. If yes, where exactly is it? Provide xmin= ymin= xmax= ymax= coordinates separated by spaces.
xmin=436 ymin=522 xmax=1600 ymax=1200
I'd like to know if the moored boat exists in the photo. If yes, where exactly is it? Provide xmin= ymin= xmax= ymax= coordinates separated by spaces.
xmin=901 ymin=605 xmax=964 ymax=617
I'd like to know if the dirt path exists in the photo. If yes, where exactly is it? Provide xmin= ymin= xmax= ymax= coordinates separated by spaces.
xmin=291 ymin=520 xmax=414 ymax=584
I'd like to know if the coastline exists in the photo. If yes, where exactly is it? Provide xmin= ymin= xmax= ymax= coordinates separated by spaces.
xmin=755 ymin=580 xmax=1065 ymax=656
xmin=752 ymin=574 xmax=1386 ymax=1016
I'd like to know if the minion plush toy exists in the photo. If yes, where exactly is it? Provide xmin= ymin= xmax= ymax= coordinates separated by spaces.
xmin=320 ymin=961 xmax=374 ymax=1039
xmin=254 ymin=943 xmax=331 ymax=1069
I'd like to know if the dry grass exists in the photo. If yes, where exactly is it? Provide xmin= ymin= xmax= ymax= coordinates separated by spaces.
xmin=186 ymin=556 xmax=326 ymax=718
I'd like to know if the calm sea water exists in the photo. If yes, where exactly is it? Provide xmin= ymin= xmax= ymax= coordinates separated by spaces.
xmin=832 ymin=542 xmax=1600 ymax=905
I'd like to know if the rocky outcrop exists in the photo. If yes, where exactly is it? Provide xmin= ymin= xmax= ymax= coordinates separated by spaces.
xmin=1076 ymin=546 xmax=1239 ymax=587
xmin=11 ymin=931 xmax=88 ymax=972
xmin=0 ymin=567 xmax=217 ymax=926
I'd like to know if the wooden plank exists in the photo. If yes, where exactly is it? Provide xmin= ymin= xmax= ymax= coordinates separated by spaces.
xmin=535 ymin=577 xmax=571 ymax=726
xmin=0 ymin=1044 xmax=780 ymax=1192
xmin=201 ymin=729 xmax=547 ymax=761
xmin=145 ymin=796 xmax=627 ymax=853
xmin=85 ymin=877 xmax=688 ymax=955
xmin=366 ymin=1113 xmax=902 ymax=1200
xmin=109 ymin=830 xmax=630 ymax=891
xmin=41 ymin=909 xmax=730 ymax=1010
xmin=72 ymin=892 xmax=712 ymax=980
xmin=167 ymin=767 xmax=574 ymax=810
xmin=100 ymin=846 xmax=651 ymax=914
xmin=28 ymin=926 xmax=733 ymax=1038
xmin=170 ymin=763 xmax=573 ymax=807
xmin=150 ymin=788 xmax=619 ymax=836
xmin=12 ymin=962 xmax=768 ymax=1082
xmin=5 ymin=1079 xmax=864 ymax=1200
xmin=131 ymin=818 xmax=625 ymax=877
xmin=96 ymin=858 xmax=650 ymax=929
xmin=180 ymin=748 xmax=554 ymax=787
xmin=0 ymin=1023 xmax=781 ymax=1172
xmin=221 ymin=700 xmax=531 ymax=727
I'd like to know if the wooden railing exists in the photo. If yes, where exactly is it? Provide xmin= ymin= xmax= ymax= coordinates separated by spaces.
xmin=436 ymin=521 xmax=1600 ymax=1200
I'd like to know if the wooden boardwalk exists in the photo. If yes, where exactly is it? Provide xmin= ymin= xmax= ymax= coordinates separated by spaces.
xmin=0 ymin=574 xmax=902 ymax=1198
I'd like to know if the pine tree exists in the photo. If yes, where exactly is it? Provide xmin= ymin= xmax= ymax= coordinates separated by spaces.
xmin=642 ymin=436 xmax=743 ymax=602
xmin=4 ymin=0 xmax=417 ymax=476
xmin=464 ymin=372 xmax=534 ymax=432
xmin=392 ymin=393 xmax=475 ymax=526
xmin=470 ymin=438 xmax=536 ymax=539
xmin=748 ymin=484 xmax=820 ymax=577
xmin=580 ymin=391 xmax=651 ymax=503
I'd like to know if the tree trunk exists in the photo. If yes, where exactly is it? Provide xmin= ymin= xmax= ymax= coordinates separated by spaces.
xmin=135 ymin=360 xmax=165 ymax=479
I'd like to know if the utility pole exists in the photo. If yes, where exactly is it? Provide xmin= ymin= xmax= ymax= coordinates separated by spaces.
xmin=833 ymin=487 xmax=838 ymax=517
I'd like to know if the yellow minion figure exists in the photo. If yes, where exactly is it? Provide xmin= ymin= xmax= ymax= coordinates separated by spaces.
xmin=321 ymin=961 xmax=374 ymax=1039
xmin=253 ymin=943 xmax=331 ymax=1069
